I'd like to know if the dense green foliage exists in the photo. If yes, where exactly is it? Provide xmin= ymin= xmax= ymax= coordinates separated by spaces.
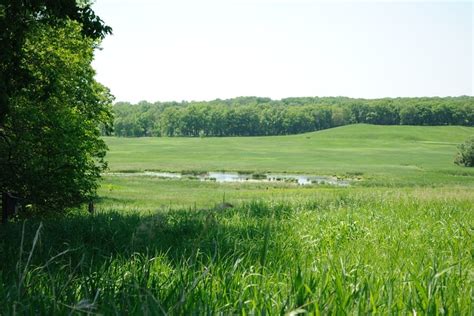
xmin=0 ymin=188 xmax=472 ymax=314
xmin=111 ymin=96 xmax=473 ymax=137
xmin=0 ymin=1 xmax=112 ymax=211
xmin=0 ymin=21 xmax=113 ymax=211
xmin=0 ymin=0 xmax=111 ymax=125
xmin=455 ymin=136 xmax=474 ymax=167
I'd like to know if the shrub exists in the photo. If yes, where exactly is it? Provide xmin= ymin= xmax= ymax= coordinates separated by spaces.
xmin=455 ymin=137 xmax=474 ymax=167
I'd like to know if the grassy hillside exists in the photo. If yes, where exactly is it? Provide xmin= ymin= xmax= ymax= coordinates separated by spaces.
xmin=104 ymin=124 xmax=474 ymax=186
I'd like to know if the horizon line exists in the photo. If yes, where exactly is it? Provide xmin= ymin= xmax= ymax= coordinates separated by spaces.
xmin=113 ymin=94 xmax=474 ymax=104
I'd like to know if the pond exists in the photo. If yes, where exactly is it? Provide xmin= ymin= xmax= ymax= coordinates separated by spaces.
xmin=107 ymin=171 xmax=352 ymax=187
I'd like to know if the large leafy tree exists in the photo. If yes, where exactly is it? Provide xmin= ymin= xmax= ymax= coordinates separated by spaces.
xmin=0 ymin=2 xmax=113 ymax=211
xmin=0 ymin=0 xmax=111 ymax=124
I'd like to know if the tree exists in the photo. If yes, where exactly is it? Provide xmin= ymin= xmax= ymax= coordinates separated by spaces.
xmin=0 ymin=1 xmax=112 ymax=212
xmin=0 ymin=21 xmax=113 ymax=211
xmin=455 ymin=137 xmax=474 ymax=167
xmin=0 ymin=0 xmax=111 ymax=125
xmin=399 ymin=105 xmax=420 ymax=125
xmin=160 ymin=107 xmax=181 ymax=136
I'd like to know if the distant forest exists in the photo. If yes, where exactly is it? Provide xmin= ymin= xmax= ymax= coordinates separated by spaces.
xmin=109 ymin=96 xmax=474 ymax=137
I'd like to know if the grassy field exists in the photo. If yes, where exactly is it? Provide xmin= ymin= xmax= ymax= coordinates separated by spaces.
xmin=104 ymin=124 xmax=474 ymax=186
xmin=97 ymin=175 xmax=474 ymax=211
xmin=1 ymin=189 xmax=472 ymax=314
xmin=1 ymin=124 xmax=473 ymax=314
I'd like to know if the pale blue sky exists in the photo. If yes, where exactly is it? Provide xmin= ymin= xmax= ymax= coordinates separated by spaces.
xmin=92 ymin=0 xmax=473 ymax=103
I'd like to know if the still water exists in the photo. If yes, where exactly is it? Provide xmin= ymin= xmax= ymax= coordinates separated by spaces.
xmin=108 ymin=171 xmax=351 ymax=186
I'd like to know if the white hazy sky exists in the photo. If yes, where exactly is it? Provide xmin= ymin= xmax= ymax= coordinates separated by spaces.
xmin=92 ymin=0 xmax=473 ymax=103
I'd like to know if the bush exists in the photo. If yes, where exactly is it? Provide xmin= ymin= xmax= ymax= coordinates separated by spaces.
xmin=455 ymin=137 xmax=474 ymax=167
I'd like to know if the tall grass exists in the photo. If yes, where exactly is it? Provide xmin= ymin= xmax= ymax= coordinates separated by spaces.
xmin=0 ymin=191 xmax=472 ymax=314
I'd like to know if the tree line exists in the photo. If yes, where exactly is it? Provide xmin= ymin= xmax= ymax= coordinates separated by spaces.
xmin=110 ymin=96 xmax=474 ymax=137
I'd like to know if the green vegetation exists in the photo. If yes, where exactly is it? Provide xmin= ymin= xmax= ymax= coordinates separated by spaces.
xmin=2 ymin=124 xmax=474 ymax=313
xmin=2 ymin=2 xmax=471 ymax=314
xmin=111 ymin=96 xmax=473 ymax=137
xmin=105 ymin=124 xmax=474 ymax=186
xmin=0 ymin=188 xmax=472 ymax=314
xmin=455 ymin=136 xmax=474 ymax=167
xmin=0 ymin=4 xmax=112 ymax=211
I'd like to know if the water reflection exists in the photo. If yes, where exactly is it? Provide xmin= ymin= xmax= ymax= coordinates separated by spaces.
xmin=107 ymin=171 xmax=352 ymax=187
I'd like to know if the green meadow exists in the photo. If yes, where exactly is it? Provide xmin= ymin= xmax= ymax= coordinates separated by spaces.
xmin=104 ymin=124 xmax=474 ymax=186
xmin=1 ymin=124 xmax=473 ymax=314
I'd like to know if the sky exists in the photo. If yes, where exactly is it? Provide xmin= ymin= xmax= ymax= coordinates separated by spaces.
xmin=91 ymin=0 xmax=473 ymax=103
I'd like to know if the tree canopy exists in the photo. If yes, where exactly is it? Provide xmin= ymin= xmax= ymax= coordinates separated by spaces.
xmin=0 ymin=0 xmax=111 ymax=124
xmin=0 ymin=2 xmax=113 ymax=212
xmin=110 ymin=96 xmax=474 ymax=137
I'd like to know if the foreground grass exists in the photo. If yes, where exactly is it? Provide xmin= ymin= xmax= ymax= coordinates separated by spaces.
xmin=1 ymin=189 xmax=472 ymax=314
xmin=104 ymin=124 xmax=474 ymax=186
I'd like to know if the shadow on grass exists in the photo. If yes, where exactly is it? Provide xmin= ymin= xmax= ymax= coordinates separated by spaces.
xmin=0 ymin=204 xmax=289 ymax=314
xmin=0 ymin=201 xmax=289 ymax=278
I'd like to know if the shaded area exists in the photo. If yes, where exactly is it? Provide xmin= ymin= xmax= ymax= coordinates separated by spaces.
xmin=0 ymin=193 xmax=472 ymax=314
